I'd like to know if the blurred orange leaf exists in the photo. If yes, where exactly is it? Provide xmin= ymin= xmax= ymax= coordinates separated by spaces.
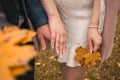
xmin=0 ymin=26 xmax=37 ymax=80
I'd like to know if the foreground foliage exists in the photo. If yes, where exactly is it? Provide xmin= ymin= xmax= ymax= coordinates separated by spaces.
xmin=0 ymin=26 xmax=37 ymax=80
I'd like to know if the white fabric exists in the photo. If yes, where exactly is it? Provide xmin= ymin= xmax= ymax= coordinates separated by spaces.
xmin=55 ymin=0 xmax=105 ymax=67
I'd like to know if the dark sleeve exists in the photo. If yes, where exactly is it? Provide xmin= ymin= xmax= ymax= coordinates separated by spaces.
xmin=25 ymin=0 xmax=48 ymax=30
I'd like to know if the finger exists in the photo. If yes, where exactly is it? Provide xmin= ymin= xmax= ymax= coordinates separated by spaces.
xmin=55 ymin=34 xmax=60 ymax=55
xmin=44 ymin=28 xmax=51 ymax=40
xmin=63 ymin=34 xmax=66 ymax=54
xmin=59 ymin=35 xmax=64 ymax=55
xmin=93 ymin=41 xmax=100 ymax=52
xmin=87 ymin=39 xmax=93 ymax=53
xmin=93 ymin=44 xmax=99 ymax=52
xmin=44 ymin=32 xmax=51 ymax=40
xmin=63 ymin=43 xmax=66 ymax=55
xmin=38 ymin=34 xmax=46 ymax=50
xmin=51 ymin=32 xmax=56 ymax=49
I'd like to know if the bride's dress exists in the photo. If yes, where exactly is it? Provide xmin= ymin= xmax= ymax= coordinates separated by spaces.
xmin=55 ymin=0 xmax=105 ymax=67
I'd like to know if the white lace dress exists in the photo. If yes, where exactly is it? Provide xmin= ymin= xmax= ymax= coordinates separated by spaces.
xmin=55 ymin=0 xmax=105 ymax=67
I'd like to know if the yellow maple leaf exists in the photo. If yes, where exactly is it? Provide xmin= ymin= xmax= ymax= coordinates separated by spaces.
xmin=74 ymin=46 xmax=101 ymax=68
xmin=0 ymin=26 xmax=37 ymax=80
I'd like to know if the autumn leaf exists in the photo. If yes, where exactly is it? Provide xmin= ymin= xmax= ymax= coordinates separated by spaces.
xmin=74 ymin=46 xmax=101 ymax=68
xmin=35 ymin=62 xmax=41 ymax=66
xmin=117 ymin=62 xmax=120 ymax=68
xmin=10 ymin=65 xmax=31 ymax=77
xmin=84 ymin=78 xmax=90 ymax=80
xmin=0 ymin=26 xmax=37 ymax=80
xmin=21 ymin=30 xmax=36 ymax=44
xmin=49 ymin=56 xmax=56 ymax=60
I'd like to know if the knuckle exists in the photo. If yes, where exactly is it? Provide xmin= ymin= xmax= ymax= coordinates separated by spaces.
xmin=38 ymin=35 xmax=42 ymax=39
xmin=60 ymin=31 xmax=66 ymax=35
xmin=87 ymin=45 xmax=92 ymax=48
xmin=96 ymin=42 xmax=100 ymax=45
xmin=51 ymin=35 xmax=56 ymax=39
xmin=57 ymin=39 xmax=60 ymax=43
xmin=57 ymin=40 xmax=60 ymax=43
xmin=56 ymin=45 xmax=59 ymax=48
xmin=95 ymin=40 xmax=101 ymax=45
xmin=63 ymin=38 xmax=66 ymax=41
xmin=63 ymin=32 xmax=66 ymax=36
xmin=99 ymin=38 xmax=102 ymax=42
xmin=60 ymin=41 xmax=65 ymax=45
xmin=88 ymin=42 xmax=92 ymax=45
xmin=100 ymin=37 xmax=102 ymax=40
xmin=60 ymin=46 xmax=62 ymax=50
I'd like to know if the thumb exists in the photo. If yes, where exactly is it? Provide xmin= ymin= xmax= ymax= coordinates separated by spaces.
xmin=38 ymin=34 xmax=46 ymax=50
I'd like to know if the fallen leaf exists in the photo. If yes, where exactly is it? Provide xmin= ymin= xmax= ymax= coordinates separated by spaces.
xmin=117 ymin=62 xmax=120 ymax=68
xmin=35 ymin=62 xmax=41 ymax=66
xmin=84 ymin=78 xmax=90 ymax=80
xmin=49 ymin=56 xmax=55 ymax=60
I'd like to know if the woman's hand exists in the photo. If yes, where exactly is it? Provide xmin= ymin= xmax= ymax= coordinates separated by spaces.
xmin=87 ymin=28 xmax=102 ymax=53
xmin=40 ymin=0 xmax=66 ymax=56
xmin=49 ymin=16 xmax=66 ymax=56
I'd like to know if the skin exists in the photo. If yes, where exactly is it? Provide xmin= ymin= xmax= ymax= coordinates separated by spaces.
xmin=87 ymin=0 xmax=102 ymax=53
xmin=40 ymin=0 xmax=102 ymax=54
xmin=37 ymin=24 xmax=51 ymax=50
xmin=40 ymin=0 xmax=66 ymax=56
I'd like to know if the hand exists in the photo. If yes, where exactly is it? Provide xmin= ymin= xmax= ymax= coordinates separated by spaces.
xmin=49 ymin=16 xmax=66 ymax=56
xmin=87 ymin=28 xmax=102 ymax=53
xmin=37 ymin=24 xmax=51 ymax=50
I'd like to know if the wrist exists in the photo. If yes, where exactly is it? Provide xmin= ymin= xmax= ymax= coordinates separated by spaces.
xmin=88 ymin=25 xmax=98 ymax=28
xmin=37 ymin=24 xmax=48 ymax=31
xmin=48 ymin=13 xmax=60 ymax=19
xmin=88 ymin=27 xmax=99 ymax=31
xmin=88 ymin=25 xmax=99 ymax=31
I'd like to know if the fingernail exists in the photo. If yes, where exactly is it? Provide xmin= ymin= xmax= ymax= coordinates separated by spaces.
xmin=57 ymin=51 xmax=59 ymax=55
xmin=51 ymin=46 xmax=54 ymax=49
xmin=62 ymin=52 xmax=65 ymax=55
xmin=63 ymin=50 xmax=66 ymax=54
xmin=60 ymin=54 xmax=63 ymax=57
xmin=90 ymin=49 xmax=93 ymax=53
xmin=42 ymin=47 xmax=45 ymax=50
xmin=62 ymin=53 xmax=65 ymax=56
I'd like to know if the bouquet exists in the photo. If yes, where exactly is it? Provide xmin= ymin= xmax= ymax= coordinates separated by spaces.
xmin=74 ymin=46 xmax=101 ymax=68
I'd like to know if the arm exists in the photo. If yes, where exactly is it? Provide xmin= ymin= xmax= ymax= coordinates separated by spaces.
xmin=25 ymin=0 xmax=48 ymax=30
xmin=25 ymin=0 xmax=51 ymax=50
xmin=40 ymin=0 xmax=66 ymax=56
xmin=87 ymin=0 xmax=102 ymax=52
xmin=89 ymin=0 xmax=100 ymax=27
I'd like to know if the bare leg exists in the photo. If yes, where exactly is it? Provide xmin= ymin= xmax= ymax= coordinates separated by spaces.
xmin=59 ymin=63 xmax=85 ymax=80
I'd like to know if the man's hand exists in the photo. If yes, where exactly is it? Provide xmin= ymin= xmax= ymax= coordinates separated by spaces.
xmin=87 ymin=28 xmax=102 ymax=53
xmin=37 ymin=24 xmax=51 ymax=50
